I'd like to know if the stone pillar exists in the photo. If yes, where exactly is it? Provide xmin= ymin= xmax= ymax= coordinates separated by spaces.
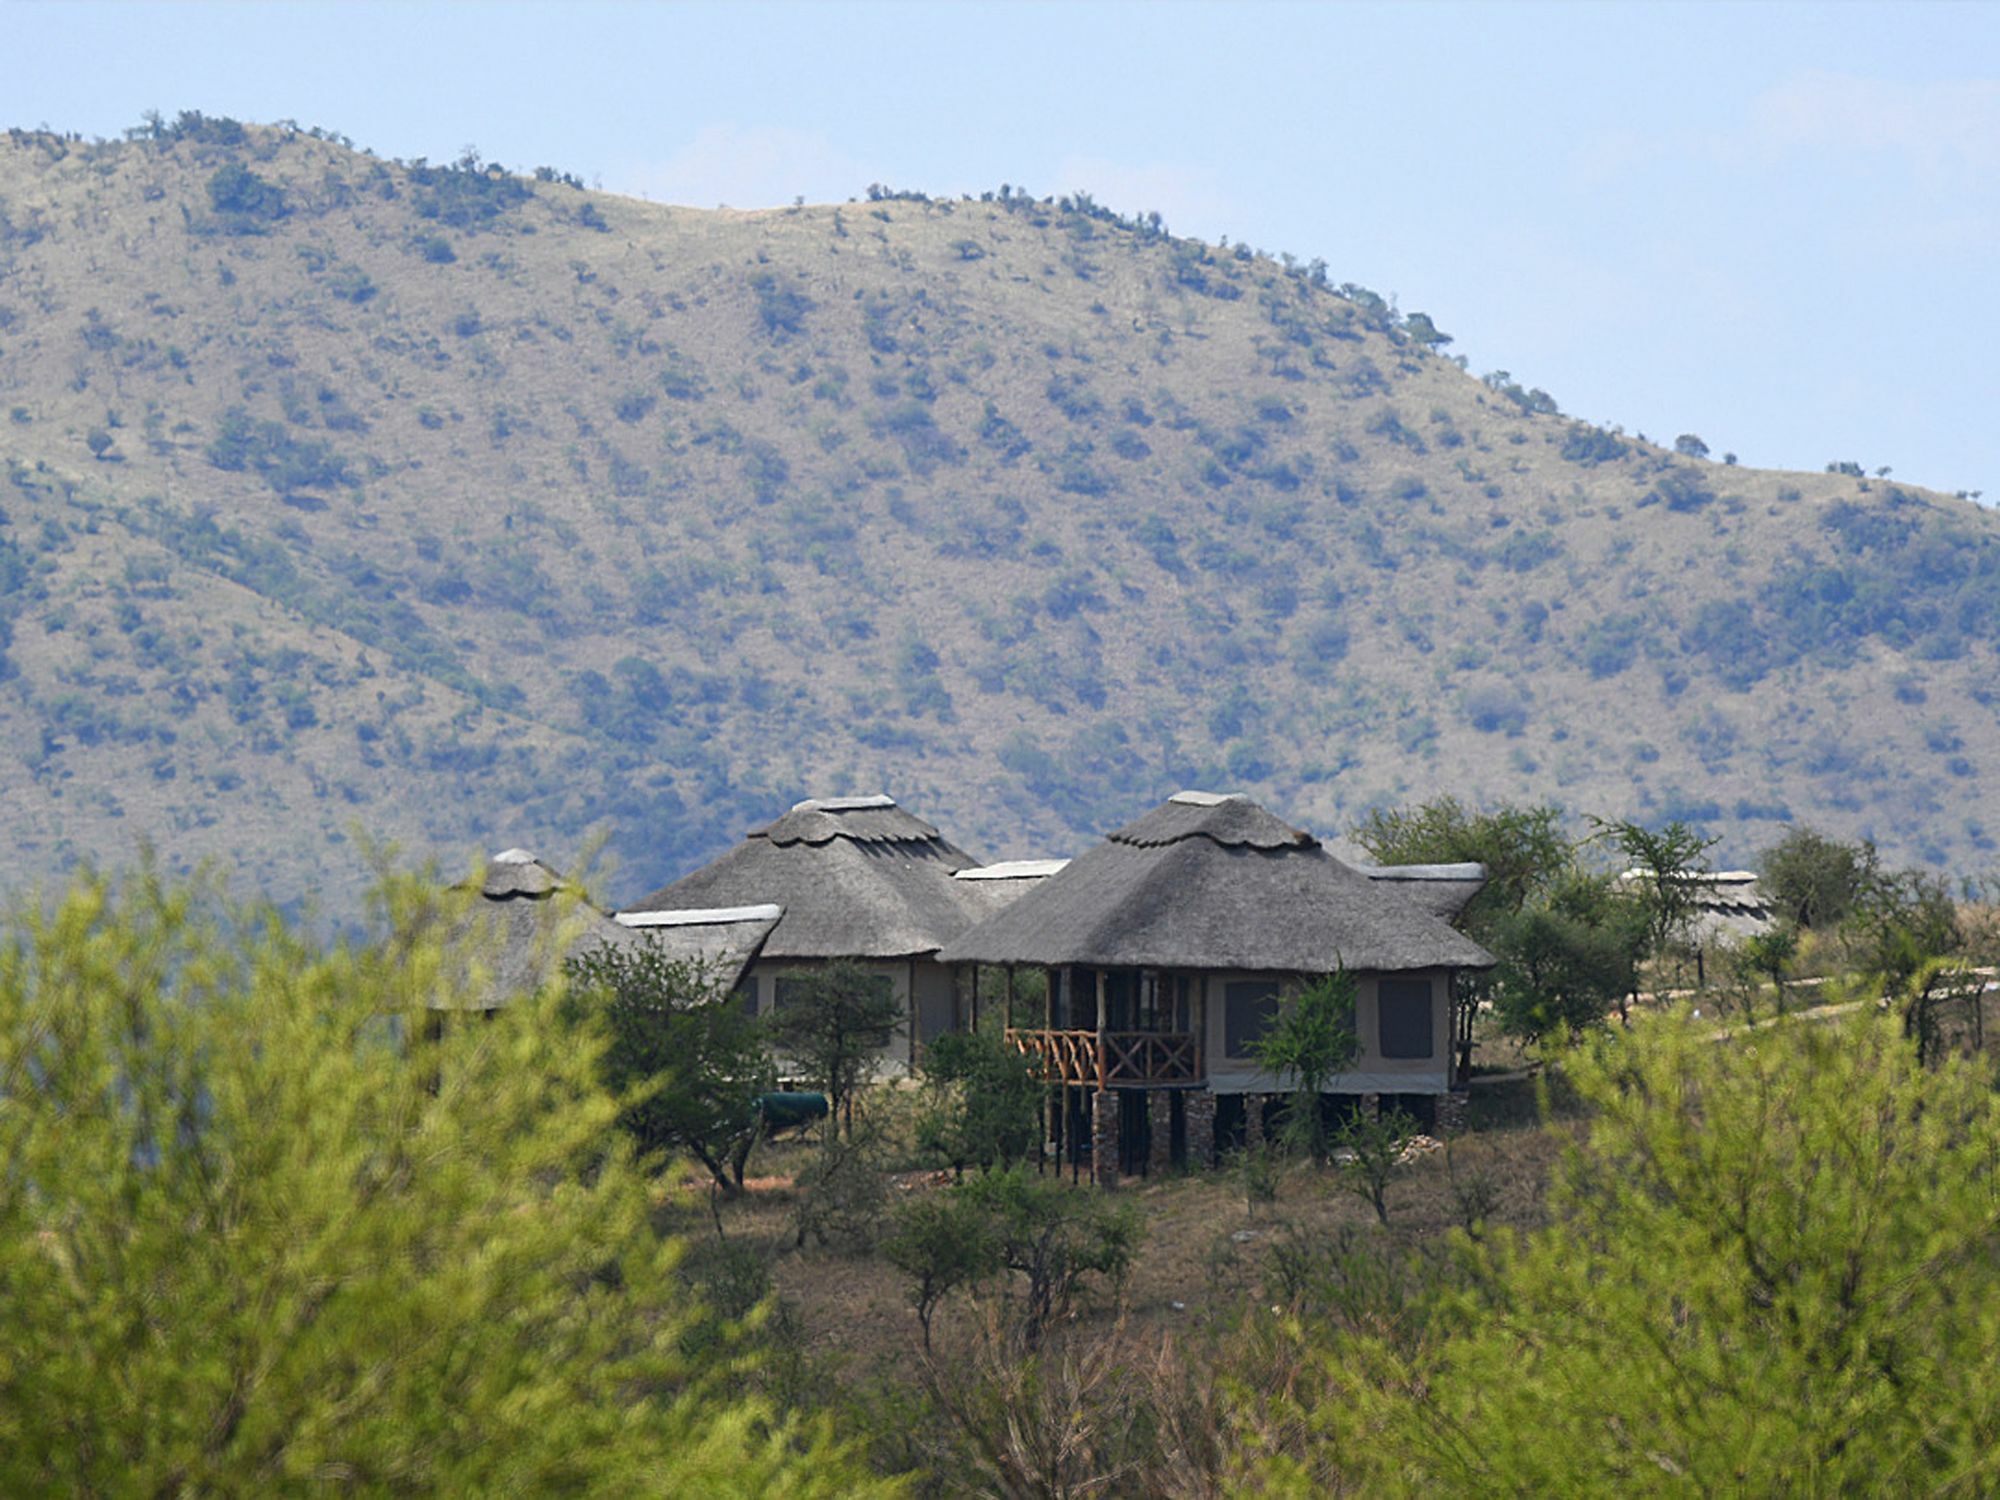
xmin=1148 ymin=1090 xmax=1172 ymax=1175
xmin=1185 ymin=1087 xmax=1217 ymax=1170
xmin=1360 ymin=1091 xmax=1382 ymax=1122
xmin=1245 ymin=1093 xmax=1266 ymax=1151
xmin=1436 ymin=1089 xmax=1470 ymax=1137
xmin=1092 ymin=1089 xmax=1119 ymax=1188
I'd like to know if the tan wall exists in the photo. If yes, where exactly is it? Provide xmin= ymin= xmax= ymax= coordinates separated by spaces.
xmin=1202 ymin=968 xmax=1453 ymax=1095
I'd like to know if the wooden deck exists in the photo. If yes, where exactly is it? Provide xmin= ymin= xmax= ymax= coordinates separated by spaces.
xmin=1005 ymin=1027 xmax=1202 ymax=1088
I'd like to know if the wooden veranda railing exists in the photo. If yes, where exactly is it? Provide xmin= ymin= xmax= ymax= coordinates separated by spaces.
xmin=1005 ymin=1028 xmax=1202 ymax=1088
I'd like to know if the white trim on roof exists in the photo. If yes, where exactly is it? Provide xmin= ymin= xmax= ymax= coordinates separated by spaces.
xmin=789 ymin=794 xmax=897 ymax=813
xmin=616 ymin=903 xmax=784 ymax=928
xmin=955 ymin=859 xmax=1071 ymax=881
xmin=491 ymin=847 xmax=539 ymax=865
xmin=1169 ymin=790 xmax=1242 ymax=806
xmin=1618 ymin=869 xmax=1759 ymax=884
xmin=1365 ymin=863 xmax=1487 ymax=881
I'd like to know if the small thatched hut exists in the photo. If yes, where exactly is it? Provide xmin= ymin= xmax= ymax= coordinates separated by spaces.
xmin=620 ymin=795 xmax=1019 ymax=1074
xmin=436 ymin=848 xmax=640 ymax=1013
xmin=938 ymin=792 xmax=1494 ymax=1181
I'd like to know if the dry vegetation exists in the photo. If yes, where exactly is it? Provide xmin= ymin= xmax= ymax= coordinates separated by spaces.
xmin=666 ymin=1071 xmax=1565 ymax=1391
xmin=3 ymin=119 xmax=1998 ymax=913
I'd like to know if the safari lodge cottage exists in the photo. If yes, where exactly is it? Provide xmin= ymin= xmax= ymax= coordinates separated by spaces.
xmin=618 ymin=795 xmax=1024 ymax=1078
xmin=938 ymin=792 xmax=1495 ymax=1184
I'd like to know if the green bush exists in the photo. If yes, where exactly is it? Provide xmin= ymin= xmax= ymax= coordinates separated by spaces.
xmin=915 ymin=1030 xmax=1041 ymax=1174
xmin=0 ymin=871 xmax=883 ymax=1494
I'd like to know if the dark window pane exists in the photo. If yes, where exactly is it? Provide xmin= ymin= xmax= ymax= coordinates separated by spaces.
xmin=1224 ymin=981 xmax=1281 ymax=1058
xmin=1378 ymin=977 xmax=1434 ymax=1059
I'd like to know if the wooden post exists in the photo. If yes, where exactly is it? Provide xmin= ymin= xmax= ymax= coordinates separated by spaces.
xmin=1005 ymin=965 xmax=1017 ymax=1030
xmin=969 ymin=965 xmax=980 ymax=1035
xmin=908 ymin=957 xmax=919 ymax=1072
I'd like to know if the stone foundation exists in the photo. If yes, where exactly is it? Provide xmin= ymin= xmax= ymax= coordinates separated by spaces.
xmin=1148 ymin=1090 xmax=1173 ymax=1175
xmin=1436 ymin=1089 xmax=1470 ymax=1137
xmin=1092 ymin=1089 xmax=1119 ymax=1188
xmin=1245 ymin=1093 xmax=1267 ymax=1151
xmin=1185 ymin=1088 xmax=1217 ymax=1169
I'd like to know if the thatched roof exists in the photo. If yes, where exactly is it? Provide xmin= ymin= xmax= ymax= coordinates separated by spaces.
xmin=624 ymin=795 xmax=995 ymax=959
xmin=952 ymin=858 xmax=1071 ymax=921
xmin=438 ymin=849 xmax=640 ymax=1010
xmin=1354 ymin=861 xmax=1488 ymax=923
xmin=612 ymin=903 xmax=781 ymax=988
xmin=938 ymin=792 xmax=1494 ymax=974
xmin=1617 ymin=868 xmax=1775 ymax=944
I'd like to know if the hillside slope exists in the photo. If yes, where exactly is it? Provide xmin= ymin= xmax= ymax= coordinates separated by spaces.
xmin=3 ymin=118 xmax=1997 ymax=909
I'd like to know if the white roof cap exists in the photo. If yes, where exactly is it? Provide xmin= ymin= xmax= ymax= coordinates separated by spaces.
xmin=1365 ymin=862 xmax=1486 ymax=881
xmin=789 ymin=793 xmax=897 ymax=813
xmin=615 ymin=903 xmax=784 ymax=928
xmin=490 ymin=847 xmax=539 ymax=865
xmin=955 ymin=859 xmax=1071 ymax=881
xmin=1169 ymin=790 xmax=1243 ymax=807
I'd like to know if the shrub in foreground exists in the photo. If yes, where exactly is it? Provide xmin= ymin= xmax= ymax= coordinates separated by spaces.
xmin=0 ymin=872 xmax=885 ymax=1496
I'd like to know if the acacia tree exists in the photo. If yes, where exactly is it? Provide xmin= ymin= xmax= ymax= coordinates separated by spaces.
xmin=1249 ymin=971 xmax=1360 ymax=1162
xmin=771 ymin=959 xmax=902 ymax=1138
xmin=1491 ymin=872 xmax=1644 ymax=1041
xmin=1594 ymin=817 xmax=1717 ymax=1013
xmin=0 ymin=872 xmax=884 ymax=1496
xmin=563 ymin=942 xmax=773 ymax=1195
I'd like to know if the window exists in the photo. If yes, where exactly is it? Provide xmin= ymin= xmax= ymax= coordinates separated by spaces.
xmin=1223 ymin=981 xmax=1281 ymax=1059
xmin=1377 ymin=977 xmax=1434 ymax=1060
xmin=732 ymin=975 xmax=759 ymax=1018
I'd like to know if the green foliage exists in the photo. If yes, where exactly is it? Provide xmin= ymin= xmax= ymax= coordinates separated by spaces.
xmin=915 ymin=1029 xmax=1041 ymax=1175
xmin=1250 ymin=971 xmax=1360 ymax=1160
xmin=1739 ymin=925 xmax=1798 ymax=1015
xmin=408 ymin=155 xmax=530 ymax=231
xmin=204 ymin=163 xmax=288 ymax=229
xmin=770 ymin=960 xmax=903 ymax=1137
xmin=1759 ymin=824 xmax=1875 ymax=928
xmin=951 ymin=1168 xmax=1142 ymax=1347
xmin=1333 ymin=1107 xmax=1420 ymax=1225
xmin=791 ymin=1129 xmax=889 ymax=1255
xmin=1252 ymin=1009 xmax=2000 ymax=1492
xmin=0 ymin=871 xmax=881 ymax=1495
xmin=1351 ymin=797 xmax=1570 ymax=944
xmin=563 ymin=942 xmax=774 ymax=1193
xmin=749 ymin=269 xmax=814 ymax=338
xmin=882 ymin=1192 xmax=1003 ymax=1347
xmin=1593 ymin=815 xmax=1719 ymax=965
xmin=1491 ymin=871 xmax=1644 ymax=1040
xmin=1850 ymin=864 xmax=1962 ymax=990
xmin=203 ymin=406 xmax=353 ymax=494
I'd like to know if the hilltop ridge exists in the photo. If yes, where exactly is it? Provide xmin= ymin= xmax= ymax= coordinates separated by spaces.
xmin=2 ymin=116 xmax=1997 ymax=909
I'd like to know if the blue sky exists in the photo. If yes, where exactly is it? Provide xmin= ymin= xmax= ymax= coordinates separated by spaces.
xmin=9 ymin=0 xmax=1998 ymax=493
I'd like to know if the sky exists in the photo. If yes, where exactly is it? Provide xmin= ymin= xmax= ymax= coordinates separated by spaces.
xmin=8 ymin=0 xmax=1999 ymax=494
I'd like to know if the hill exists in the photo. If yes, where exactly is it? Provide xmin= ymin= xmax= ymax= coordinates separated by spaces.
xmin=3 ymin=116 xmax=1998 ymax=910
